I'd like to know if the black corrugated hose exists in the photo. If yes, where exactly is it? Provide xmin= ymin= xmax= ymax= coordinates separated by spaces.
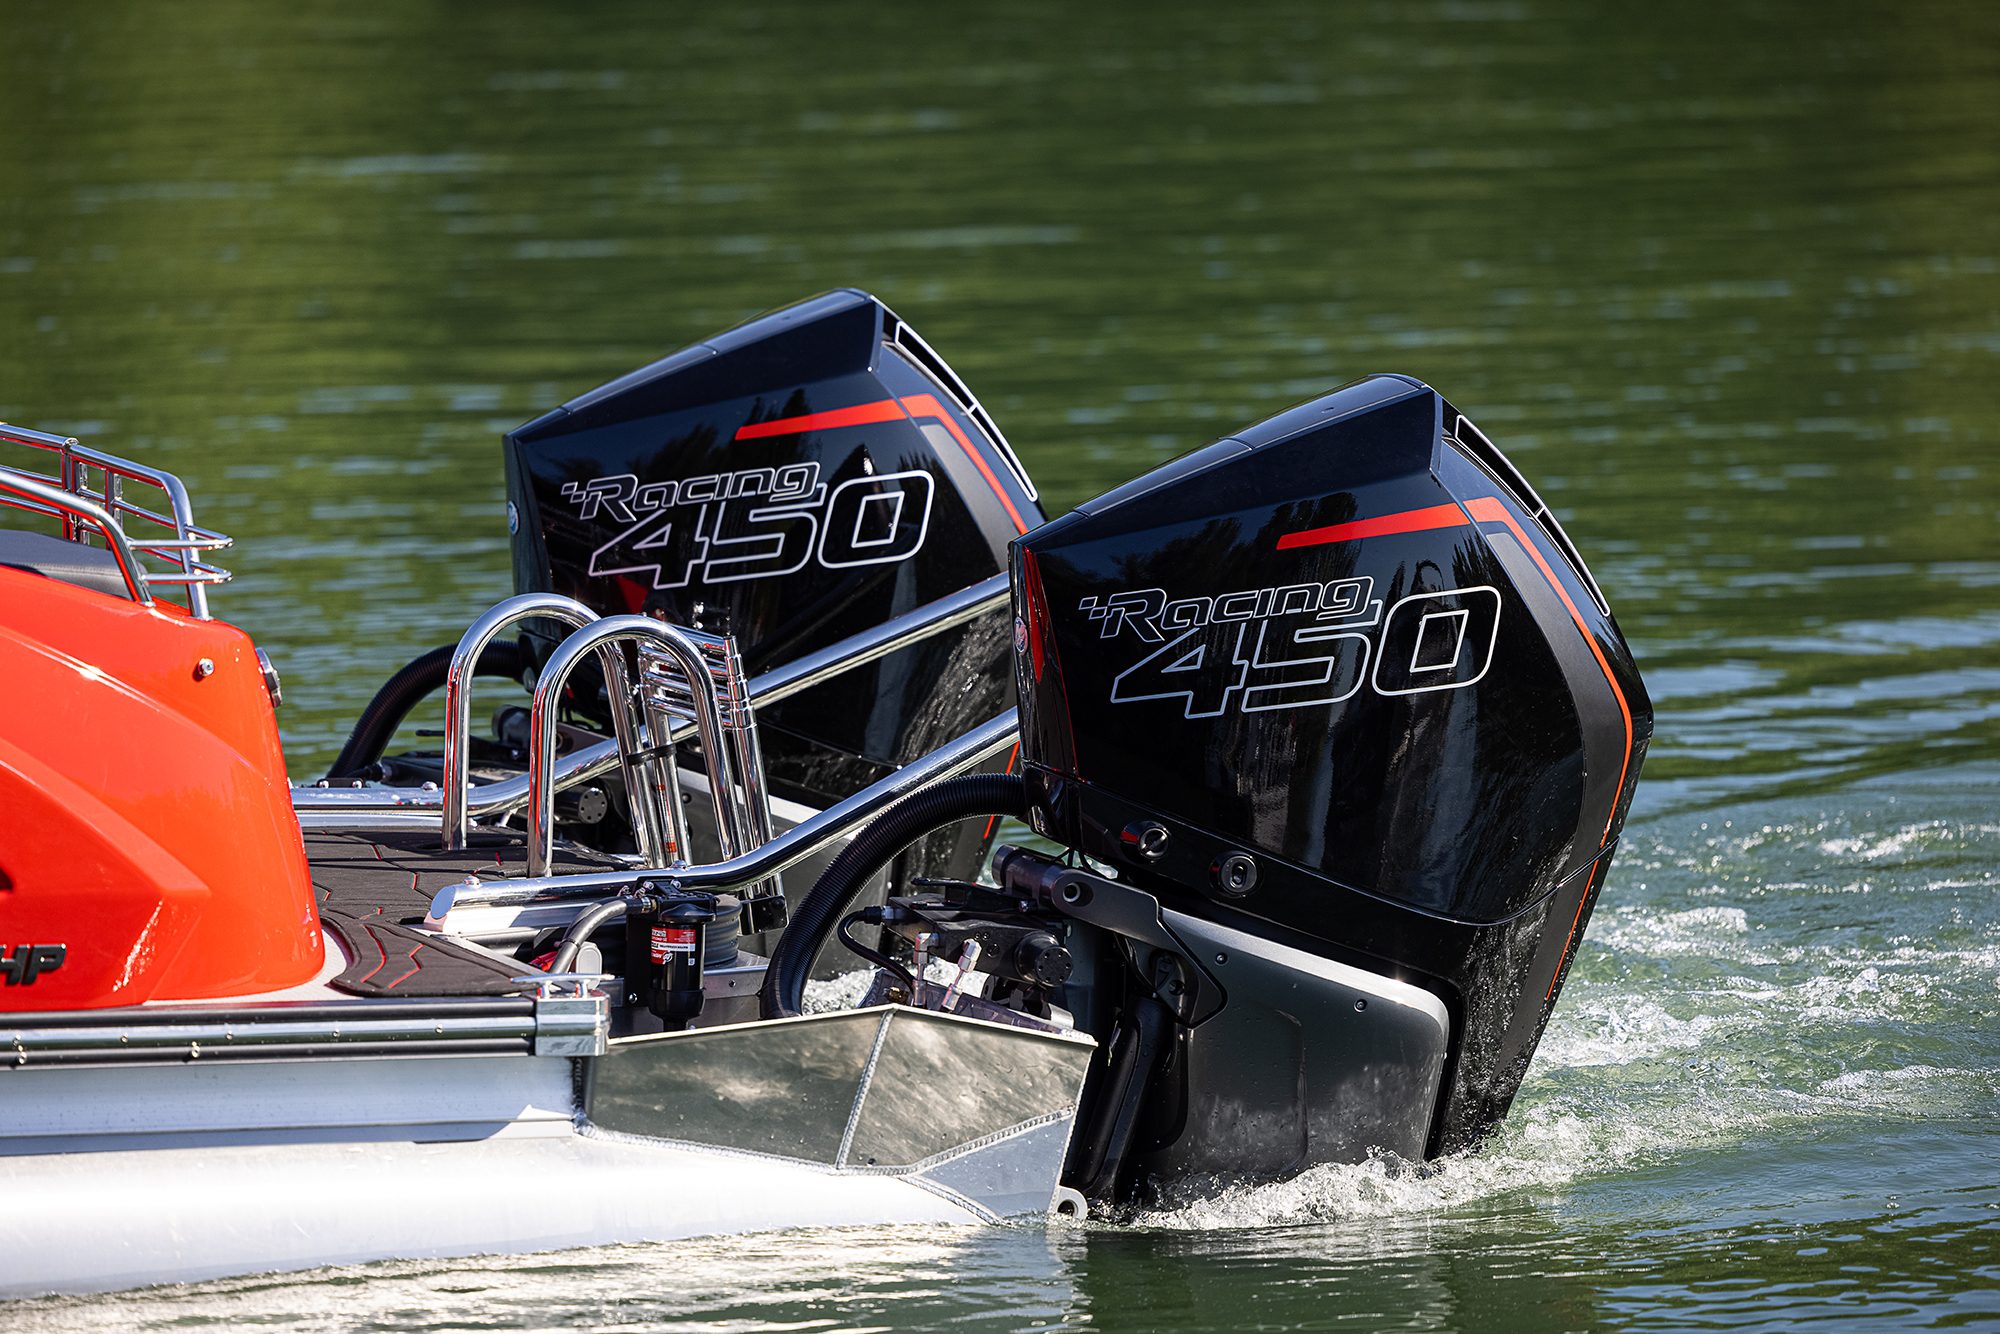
xmin=324 ymin=641 xmax=524 ymax=781
xmin=758 ymin=772 xmax=1027 ymax=1020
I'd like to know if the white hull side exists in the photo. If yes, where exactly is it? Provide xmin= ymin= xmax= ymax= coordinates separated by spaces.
xmin=0 ymin=1130 xmax=983 ymax=1298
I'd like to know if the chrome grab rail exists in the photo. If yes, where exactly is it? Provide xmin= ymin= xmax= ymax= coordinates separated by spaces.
xmin=709 ymin=632 xmax=777 ymax=899
xmin=427 ymin=708 xmax=1019 ymax=920
xmin=294 ymin=573 xmax=1012 ymax=820
xmin=747 ymin=572 xmax=1008 ymax=708
xmin=634 ymin=628 xmax=777 ymax=901
xmin=0 ymin=422 xmax=232 ymax=618
xmin=527 ymin=616 xmax=742 ymax=879
xmin=296 ymin=740 xmax=626 ymax=821
xmin=441 ymin=593 xmax=600 ymax=852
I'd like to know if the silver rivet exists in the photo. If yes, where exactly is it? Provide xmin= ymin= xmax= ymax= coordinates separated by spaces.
xmin=193 ymin=658 xmax=215 ymax=680
xmin=1214 ymin=952 xmax=1227 ymax=965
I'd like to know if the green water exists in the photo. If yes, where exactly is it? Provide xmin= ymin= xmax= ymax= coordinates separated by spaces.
xmin=4 ymin=1 xmax=1998 ymax=1328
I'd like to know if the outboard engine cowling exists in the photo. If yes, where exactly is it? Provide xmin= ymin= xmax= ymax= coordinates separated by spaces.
xmin=504 ymin=290 xmax=1043 ymax=881
xmin=1011 ymin=374 xmax=1651 ymax=1171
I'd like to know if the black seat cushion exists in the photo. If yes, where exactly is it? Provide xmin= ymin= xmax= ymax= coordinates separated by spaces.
xmin=0 ymin=527 xmax=132 ymax=599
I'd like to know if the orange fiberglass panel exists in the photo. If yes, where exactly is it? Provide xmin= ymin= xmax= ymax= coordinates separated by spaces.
xmin=0 ymin=566 xmax=322 ymax=1010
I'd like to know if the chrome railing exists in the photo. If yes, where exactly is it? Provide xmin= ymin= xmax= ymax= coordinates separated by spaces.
xmin=441 ymin=593 xmax=601 ymax=852
xmin=0 ymin=471 xmax=152 ymax=606
xmin=425 ymin=708 xmax=1018 ymax=922
xmin=0 ymin=423 xmax=231 ymax=618
xmin=294 ymin=572 xmax=1011 ymax=823
xmin=525 ymin=616 xmax=748 ymax=879
xmin=436 ymin=595 xmax=779 ymax=895
xmin=745 ymin=572 xmax=1008 ymax=708
xmin=634 ymin=626 xmax=777 ymax=899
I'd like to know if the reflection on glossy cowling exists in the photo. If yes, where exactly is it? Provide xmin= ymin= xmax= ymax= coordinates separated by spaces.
xmin=2 ymin=0 xmax=1996 ymax=1329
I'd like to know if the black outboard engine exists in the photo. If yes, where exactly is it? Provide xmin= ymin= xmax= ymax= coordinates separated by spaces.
xmin=1011 ymin=375 xmax=1652 ymax=1176
xmin=502 ymin=290 xmax=1043 ymax=881
xmin=770 ymin=371 xmax=1650 ymax=1200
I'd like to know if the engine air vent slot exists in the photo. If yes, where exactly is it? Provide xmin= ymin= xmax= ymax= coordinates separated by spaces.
xmin=888 ymin=319 xmax=1038 ymax=502
xmin=1449 ymin=412 xmax=1610 ymax=619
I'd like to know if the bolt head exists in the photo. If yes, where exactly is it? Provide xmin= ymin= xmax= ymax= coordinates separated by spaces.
xmin=1120 ymin=821 xmax=1171 ymax=863
xmin=1210 ymin=851 xmax=1258 ymax=897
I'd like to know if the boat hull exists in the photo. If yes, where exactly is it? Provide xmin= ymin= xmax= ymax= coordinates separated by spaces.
xmin=0 ymin=1001 xmax=1092 ymax=1298
xmin=0 ymin=1130 xmax=990 ymax=1297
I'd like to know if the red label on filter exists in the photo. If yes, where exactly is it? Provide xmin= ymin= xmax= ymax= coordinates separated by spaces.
xmin=649 ymin=926 xmax=697 ymax=964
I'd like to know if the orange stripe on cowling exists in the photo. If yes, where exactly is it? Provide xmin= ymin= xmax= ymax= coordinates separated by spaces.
xmin=732 ymin=399 xmax=906 ymax=440
xmin=1464 ymin=496 xmax=1634 ymax=850
xmin=1546 ymin=858 xmax=1603 ymax=1001
xmin=1275 ymin=502 xmax=1471 ymax=551
xmin=898 ymin=393 xmax=1029 ymax=535
xmin=730 ymin=394 xmax=1031 ymax=535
